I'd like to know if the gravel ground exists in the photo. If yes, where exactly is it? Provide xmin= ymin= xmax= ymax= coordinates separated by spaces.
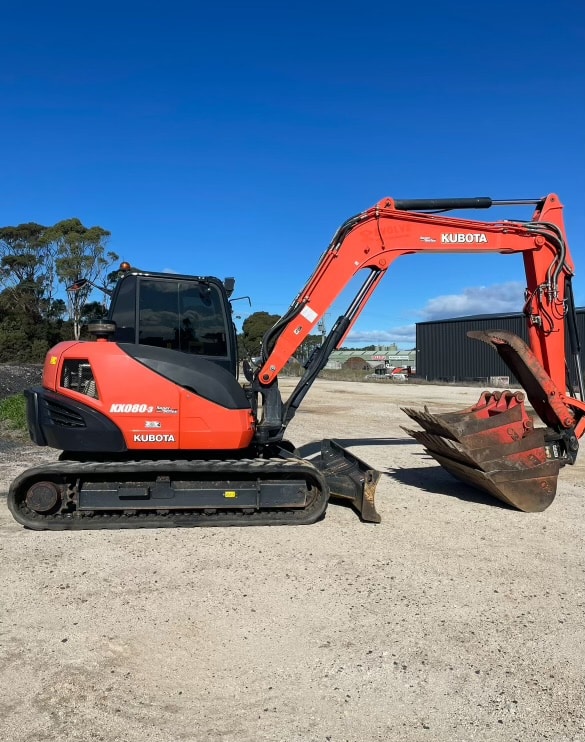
xmin=1 ymin=375 xmax=584 ymax=742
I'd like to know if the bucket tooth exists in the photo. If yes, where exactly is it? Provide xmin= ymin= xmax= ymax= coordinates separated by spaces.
xmin=402 ymin=394 xmax=531 ymax=448
xmin=401 ymin=406 xmax=462 ymax=439
xmin=402 ymin=427 xmax=483 ymax=468
xmin=404 ymin=426 xmax=550 ymax=470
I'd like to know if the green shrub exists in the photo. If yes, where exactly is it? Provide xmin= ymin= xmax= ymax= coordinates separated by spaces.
xmin=0 ymin=394 xmax=27 ymax=431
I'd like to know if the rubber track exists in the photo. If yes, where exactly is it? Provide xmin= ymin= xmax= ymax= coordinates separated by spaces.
xmin=7 ymin=458 xmax=329 ymax=530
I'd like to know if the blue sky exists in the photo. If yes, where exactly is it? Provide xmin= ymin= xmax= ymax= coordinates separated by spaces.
xmin=3 ymin=0 xmax=584 ymax=347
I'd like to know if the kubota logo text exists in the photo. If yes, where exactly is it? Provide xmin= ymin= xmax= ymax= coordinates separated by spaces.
xmin=441 ymin=233 xmax=488 ymax=243
xmin=133 ymin=434 xmax=176 ymax=443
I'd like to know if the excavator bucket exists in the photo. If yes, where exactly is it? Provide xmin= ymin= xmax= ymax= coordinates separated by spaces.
xmin=401 ymin=328 xmax=575 ymax=512
xmin=402 ymin=398 xmax=560 ymax=511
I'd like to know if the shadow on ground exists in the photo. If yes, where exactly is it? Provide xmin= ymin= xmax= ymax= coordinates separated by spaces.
xmin=386 ymin=455 xmax=511 ymax=509
xmin=296 ymin=436 xmax=511 ymax=512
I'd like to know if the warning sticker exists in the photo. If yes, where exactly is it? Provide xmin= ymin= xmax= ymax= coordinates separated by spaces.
xmin=300 ymin=305 xmax=318 ymax=323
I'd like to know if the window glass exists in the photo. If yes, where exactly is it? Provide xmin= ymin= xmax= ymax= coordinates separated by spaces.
xmin=138 ymin=280 xmax=179 ymax=348
xmin=110 ymin=275 xmax=137 ymax=343
xmin=179 ymin=282 xmax=228 ymax=356
xmin=137 ymin=279 xmax=228 ymax=356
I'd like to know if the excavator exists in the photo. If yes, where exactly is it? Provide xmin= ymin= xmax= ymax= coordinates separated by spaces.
xmin=7 ymin=193 xmax=585 ymax=529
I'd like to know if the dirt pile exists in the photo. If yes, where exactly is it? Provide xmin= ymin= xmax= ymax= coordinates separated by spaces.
xmin=0 ymin=364 xmax=43 ymax=401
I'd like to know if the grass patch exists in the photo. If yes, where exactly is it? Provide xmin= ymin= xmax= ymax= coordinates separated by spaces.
xmin=0 ymin=394 xmax=27 ymax=432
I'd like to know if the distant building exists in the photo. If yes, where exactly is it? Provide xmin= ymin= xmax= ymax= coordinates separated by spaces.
xmin=326 ymin=344 xmax=416 ymax=372
xmin=416 ymin=309 xmax=585 ymax=385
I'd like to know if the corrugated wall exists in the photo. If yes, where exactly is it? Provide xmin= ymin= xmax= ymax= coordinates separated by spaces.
xmin=416 ymin=309 xmax=585 ymax=383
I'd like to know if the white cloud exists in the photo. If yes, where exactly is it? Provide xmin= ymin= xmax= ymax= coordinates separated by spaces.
xmin=419 ymin=281 xmax=524 ymax=321
xmin=346 ymin=281 xmax=525 ymax=347
xmin=348 ymin=326 xmax=416 ymax=346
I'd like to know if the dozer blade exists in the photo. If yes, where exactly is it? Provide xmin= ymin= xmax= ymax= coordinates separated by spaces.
xmin=402 ymin=390 xmax=562 ymax=512
xmin=313 ymin=439 xmax=381 ymax=522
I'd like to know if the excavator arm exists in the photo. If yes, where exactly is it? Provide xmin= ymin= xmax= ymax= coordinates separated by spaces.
xmin=251 ymin=194 xmax=585 ymax=512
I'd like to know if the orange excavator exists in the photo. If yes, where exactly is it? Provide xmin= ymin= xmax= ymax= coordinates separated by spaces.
xmin=8 ymin=193 xmax=585 ymax=529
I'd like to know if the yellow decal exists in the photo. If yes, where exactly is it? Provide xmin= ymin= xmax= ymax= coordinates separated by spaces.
xmin=49 ymin=356 xmax=58 ymax=365
xmin=224 ymin=491 xmax=237 ymax=499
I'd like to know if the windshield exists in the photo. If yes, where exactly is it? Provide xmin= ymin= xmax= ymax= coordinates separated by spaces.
xmin=110 ymin=276 xmax=229 ymax=357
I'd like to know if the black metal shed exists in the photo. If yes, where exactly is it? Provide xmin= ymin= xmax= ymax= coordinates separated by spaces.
xmin=415 ymin=309 xmax=585 ymax=384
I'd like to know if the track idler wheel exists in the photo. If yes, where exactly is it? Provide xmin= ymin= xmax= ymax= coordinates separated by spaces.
xmin=402 ymin=391 xmax=561 ymax=512
xmin=25 ymin=481 xmax=62 ymax=514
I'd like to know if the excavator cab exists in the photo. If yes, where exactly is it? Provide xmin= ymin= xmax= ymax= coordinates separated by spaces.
xmin=107 ymin=267 xmax=239 ymax=377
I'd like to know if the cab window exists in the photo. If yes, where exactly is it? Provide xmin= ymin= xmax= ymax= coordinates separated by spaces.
xmin=137 ymin=279 xmax=228 ymax=356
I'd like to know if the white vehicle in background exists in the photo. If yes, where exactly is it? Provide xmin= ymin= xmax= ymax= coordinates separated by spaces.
xmin=365 ymin=366 xmax=412 ymax=381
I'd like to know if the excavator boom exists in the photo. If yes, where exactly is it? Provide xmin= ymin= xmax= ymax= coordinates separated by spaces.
xmin=258 ymin=194 xmax=574 ymax=389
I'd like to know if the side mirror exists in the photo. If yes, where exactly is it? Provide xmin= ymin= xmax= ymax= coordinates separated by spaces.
xmin=224 ymin=277 xmax=236 ymax=298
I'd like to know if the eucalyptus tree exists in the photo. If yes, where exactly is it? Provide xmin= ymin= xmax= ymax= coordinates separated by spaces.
xmin=48 ymin=219 xmax=118 ymax=339
xmin=0 ymin=222 xmax=54 ymax=321
xmin=240 ymin=311 xmax=281 ymax=358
